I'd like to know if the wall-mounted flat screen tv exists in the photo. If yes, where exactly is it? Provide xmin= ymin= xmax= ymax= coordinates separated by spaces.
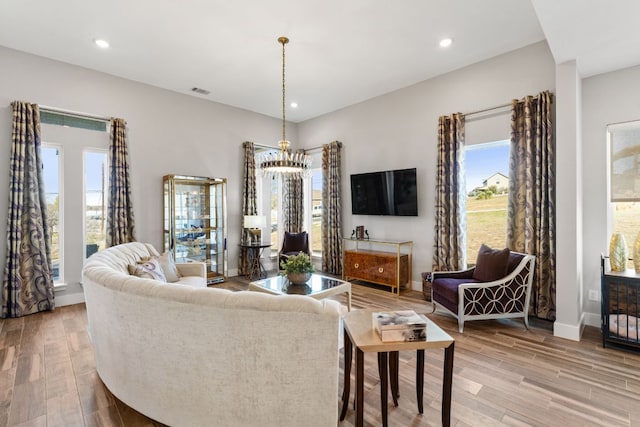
xmin=350 ymin=168 xmax=418 ymax=216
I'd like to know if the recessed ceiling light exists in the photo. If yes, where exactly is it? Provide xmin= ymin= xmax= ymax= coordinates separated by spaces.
xmin=290 ymin=102 xmax=298 ymax=108
xmin=439 ymin=38 xmax=453 ymax=48
xmin=94 ymin=39 xmax=110 ymax=49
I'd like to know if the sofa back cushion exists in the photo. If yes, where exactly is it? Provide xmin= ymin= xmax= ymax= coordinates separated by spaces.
xmin=472 ymin=244 xmax=510 ymax=282
xmin=84 ymin=242 xmax=158 ymax=276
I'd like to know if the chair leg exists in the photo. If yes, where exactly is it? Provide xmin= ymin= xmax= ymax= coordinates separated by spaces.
xmin=458 ymin=318 xmax=464 ymax=333
xmin=523 ymin=314 xmax=530 ymax=330
xmin=427 ymin=301 xmax=436 ymax=314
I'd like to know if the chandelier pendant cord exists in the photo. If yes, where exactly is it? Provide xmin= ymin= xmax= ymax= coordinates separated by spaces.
xmin=257 ymin=36 xmax=311 ymax=178
xmin=281 ymin=36 xmax=287 ymax=145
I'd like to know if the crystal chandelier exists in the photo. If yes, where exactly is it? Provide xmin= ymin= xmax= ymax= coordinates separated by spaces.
xmin=258 ymin=36 xmax=312 ymax=178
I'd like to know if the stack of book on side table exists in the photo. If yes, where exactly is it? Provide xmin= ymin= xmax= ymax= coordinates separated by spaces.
xmin=372 ymin=310 xmax=427 ymax=342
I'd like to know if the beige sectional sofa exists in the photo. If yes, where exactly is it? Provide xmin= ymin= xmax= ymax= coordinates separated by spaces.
xmin=82 ymin=242 xmax=342 ymax=427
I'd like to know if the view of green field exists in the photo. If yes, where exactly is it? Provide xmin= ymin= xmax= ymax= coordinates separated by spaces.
xmin=466 ymin=194 xmax=508 ymax=264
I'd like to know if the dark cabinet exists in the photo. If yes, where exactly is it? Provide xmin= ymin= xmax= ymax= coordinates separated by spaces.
xmin=601 ymin=256 xmax=640 ymax=350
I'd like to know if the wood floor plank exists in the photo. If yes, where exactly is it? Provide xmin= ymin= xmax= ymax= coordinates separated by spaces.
xmin=0 ymin=346 xmax=18 ymax=372
xmin=46 ymin=392 xmax=84 ymax=427
xmin=13 ymin=354 xmax=43 ymax=386
xmin=76 ymin=370 xmax=116 ymax=417
xmin=7 ymin=379 xmax=45 ymax=426
xmin=84 ymin=406 xmax=123 ymax=427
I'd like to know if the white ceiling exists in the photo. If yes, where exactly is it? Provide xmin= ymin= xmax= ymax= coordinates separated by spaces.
xmin=0 ymin=1 xmax=638 ymax=122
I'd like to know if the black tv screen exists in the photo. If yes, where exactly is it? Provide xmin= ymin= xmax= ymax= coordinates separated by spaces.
xmin=350 ymin=168 xmax=418 ymax=216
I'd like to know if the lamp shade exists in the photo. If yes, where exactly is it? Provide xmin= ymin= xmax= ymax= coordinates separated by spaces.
xmin=244 ymin=215 xmax=266 ymax=228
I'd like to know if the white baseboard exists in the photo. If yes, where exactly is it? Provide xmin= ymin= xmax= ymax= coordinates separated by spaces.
xmin=553 ymin=313 xmax=585 ymax=341
xmin=583 ymin=312 xmax=600 ymax=328
xmin=55 ymin=291 xmax=85 ymax=307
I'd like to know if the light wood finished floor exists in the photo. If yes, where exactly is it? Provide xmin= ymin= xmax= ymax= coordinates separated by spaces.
xmin=2 ymin=279 xmax=640 ymax=427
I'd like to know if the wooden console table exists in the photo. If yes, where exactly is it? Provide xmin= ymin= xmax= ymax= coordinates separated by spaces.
xmin=342 ymin=238 xmax=412 ymax=295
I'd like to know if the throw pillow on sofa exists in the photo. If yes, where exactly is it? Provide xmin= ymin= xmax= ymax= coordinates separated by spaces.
xmin=128 ymin=258 xmax=167 ymax=282
xmin=472 ymin=243 xmax=510 ymax=282
xmin=157 ymin=251 xmax=181 ymax=283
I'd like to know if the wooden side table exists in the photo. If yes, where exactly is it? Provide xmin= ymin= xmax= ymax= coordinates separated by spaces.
xmin=340 ymin=310 xmax=455 ymax=427
xmin=422 ymin=271 xmax=432 ymax=301
xmin=239 ymin=243 xmax=271 ymax=280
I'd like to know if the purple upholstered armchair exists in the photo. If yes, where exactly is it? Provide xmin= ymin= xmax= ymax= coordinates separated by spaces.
xmin=431 ymin=245 xmax=535 ymax=333
xmin=278 ymin=231 xmax=311 ymax=267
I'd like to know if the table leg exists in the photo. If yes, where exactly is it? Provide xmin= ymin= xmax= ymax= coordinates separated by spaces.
xmin=340 ymin=327 xmax=352 ymax=421
xmin=390 ymin=351 xmax=399 ymax=406
xmin=416 ymin=349 xmax=425 ymax=414
xmin=257 ymin=248 xmax=265 ymax=278
xmin=356 ymin=348 xmax=364 ymax=427
xmin=247 ymin=248 xmax=259 ymax=279
xmin=378 ymin=352 xmax=389 ymax=427
xmin=442 ymin=342 xmax=455 ymax=427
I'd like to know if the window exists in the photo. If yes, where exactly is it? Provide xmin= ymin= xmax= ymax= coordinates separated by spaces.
xmin=256 ymin=148 xmax=323 ymax=260
xmin=84 ymin=150 xmax=108 ymax=257
xmin=40 ymin=111 xmax=109 ymax=285
xmin=42 ymin=145 xmax=62 ymax=281
xmin=465 ymin=140 xmax=510 ymax=264
xmin=608 ymin=121 xmax=640 ymax=267
xmin=309 ymin=168 xmax=323 ymax=255
xmin=270 ymin=175 xmax=280 ymax=256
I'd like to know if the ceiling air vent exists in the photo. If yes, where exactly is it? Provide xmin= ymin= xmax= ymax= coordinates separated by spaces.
xmin=191 ymin=87 xmax=210 ymax=95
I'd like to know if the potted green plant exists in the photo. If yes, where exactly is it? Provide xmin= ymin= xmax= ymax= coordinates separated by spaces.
xmin=280 ymin=252 xmax=314 ymax=285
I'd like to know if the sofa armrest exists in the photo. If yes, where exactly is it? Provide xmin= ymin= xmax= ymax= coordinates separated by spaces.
xmin=176 ymin=262 xmax=206 ymax=278
xmin=431 ymin=267 xmax=475 ymax=281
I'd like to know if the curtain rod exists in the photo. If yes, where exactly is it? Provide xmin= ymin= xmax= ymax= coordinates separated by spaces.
xmin=464 ymin=102 xmax=511 ymax=117
xmin=464 ymin=92 xmax=554 ymax=118
xmin=39 ymin=105 xmax=110 ymax=123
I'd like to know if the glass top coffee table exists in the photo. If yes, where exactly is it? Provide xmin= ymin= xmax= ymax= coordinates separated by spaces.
xmin=249 ymin=273 xmax=352 ymax=311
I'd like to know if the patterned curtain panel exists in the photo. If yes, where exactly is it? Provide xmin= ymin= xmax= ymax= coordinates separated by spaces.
xmin=106 ymin=118 xmax=136 ymax=247
xmin=432 ymin=113 xmax=466 ymax=271
xmin=507 ymin=91 xmax=556 ymax=321
xmin=282 ymin=173 xmax=303 ymax=233
xmin=1 ymin=101 xmax=55 ymax=318
xmin=239 ymin=141 xmax=257 ymax=275
xmin=322 ymin=141 xmax=342 ymax=274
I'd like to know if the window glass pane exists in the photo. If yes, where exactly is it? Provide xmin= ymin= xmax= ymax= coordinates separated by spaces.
xmin=42 ymin=146 xmax=61 ymax=281
xmin=609 ymin=122 xmax=640 ymax=202
xmin=465 ymin=140 xmax=510 ymax=264
xmin=270 ymin=177 xmax=279 ymax=255
xmin=612 ymin=202 xmax=640 ymax=269
xmin=85 ymin=151 xmax=107 ymax=257
xmin=311 ymin=169 xmax=323 ymax=254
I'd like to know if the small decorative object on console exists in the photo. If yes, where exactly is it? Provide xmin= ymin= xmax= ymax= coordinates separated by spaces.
xmin=351 ymin=226 xmax=370 ymax=240
xmin=609 ymin=232 xmax=628 ymax=272
xmin=372 ymin=310 xmax=427 ymax=342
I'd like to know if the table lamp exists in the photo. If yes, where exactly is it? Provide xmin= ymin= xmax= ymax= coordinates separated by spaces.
xmin=244 ymin=215 xmax=266 ymax=244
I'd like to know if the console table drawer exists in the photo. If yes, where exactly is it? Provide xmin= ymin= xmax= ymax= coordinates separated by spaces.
xmin=344 ymin=249 xmax=408 ymax=289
